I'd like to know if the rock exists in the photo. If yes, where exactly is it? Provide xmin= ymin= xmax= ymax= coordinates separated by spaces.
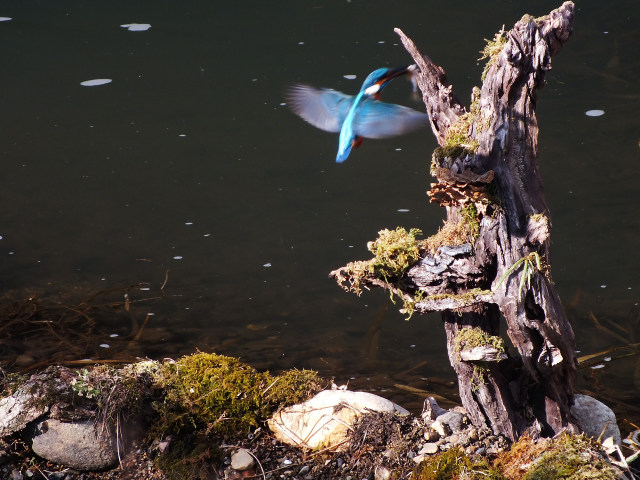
xmin=0 ymin=373 xmax=60 ymax=438
xmin=374 ymin=465 xmax=391 ymax=480
xmin=433 ymin=411 xmax=466 ymax=435
xmin=230 ymin=448 xmax=254 ymax=471
xmin=431 ymin=420 xmax=450 ymax=437
xmin=423 ymin=427 xmax=440 ymax=441
xmin=30 ymin=419 xmax=118 ymax=471
xmin=418 ymin=443 xmax=439 ymax=455
xmin=421 ymin=397 xmax=448 ymax=422
xmin=268 ymin=390 xmax=408 ymax=451
xmin=571 ymin=394 xmax=621 ymax=445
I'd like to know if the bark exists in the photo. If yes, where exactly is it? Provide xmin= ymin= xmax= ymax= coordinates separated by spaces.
xmin=331 ymin=2 xmax=577 ymax=441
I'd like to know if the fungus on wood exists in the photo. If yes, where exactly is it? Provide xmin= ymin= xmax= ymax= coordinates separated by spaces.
xmin=330 ymin=2 xmax=577 ymax=441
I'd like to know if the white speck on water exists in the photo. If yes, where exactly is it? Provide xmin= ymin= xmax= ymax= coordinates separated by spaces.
xmin=603 ymin=31 xmax=608 ymax=34
xmin=280 ymin=102 xmax=286 ymax=106
xmin=121 ymin=23 xmax=151 ymax=31
xmin=0 ymin=235 xmax=3 ymax=240
xmin=185 ymin=222 xmax=193 ymax=225
xmin=348 ymin=245 xmax=354 ymax=248
xmin=0 ymin=17 xmax=12 ymax=22
xmin=99 ymin=344 xmax=110 ymax=349
xmin=9 ymin=252 xmax=14 ymax=255
xmin=600 ymin=284 xmax=607 ymax=288
xmin=81 ymin=78 xmax=112 ymax=87
xmin=203 ymin=233 xmax=211 ymax=237
xmin=343 ymin=74 xmax=357 ymax=80
xmin=410 ymin=344 xmax=416 ymax=348
xmin=110 ymin=334 xmax=119 ymax=338
xmin=377 ymin=40 xmax=385 ymax=44
xmin=591 ymin=364 xmax=605 ymax=369
xmin=395 ymin=148 xmax=402 ymax=151
xmin=585 ymin=109 xmax=605 ymax=117
xmin=397 ymin=209 xmax=410 ymax=213
xmin=173 ymin=256 xmax=183 ymax=260
xmin=101 ymin=277 xmax=106 ymax=280
xmin=263 ymin=262 xmax=272 ymax=267
xmin=178 ymin=134 xmax=186 ymax=137
xmin=604 ymin=356 xmax=611 ymax=362
xmin=298 ymin=41 xmax=304 ymax=45
xmin=139 ymin=287 xmax=150 ymax=291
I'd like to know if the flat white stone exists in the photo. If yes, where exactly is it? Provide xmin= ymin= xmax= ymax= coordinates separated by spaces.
xmin=268 ymin=390 xmax=408 ymax=451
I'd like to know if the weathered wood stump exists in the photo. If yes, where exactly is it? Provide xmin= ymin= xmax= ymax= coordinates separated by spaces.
xmin=330 ymin=2 xmax=577 ymax=441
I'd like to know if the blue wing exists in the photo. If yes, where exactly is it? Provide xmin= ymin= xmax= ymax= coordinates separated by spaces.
xmin=353 ymin=100 xmax=428 ymax=139
xmin=285 ymin=84 xmax=354 ymax=133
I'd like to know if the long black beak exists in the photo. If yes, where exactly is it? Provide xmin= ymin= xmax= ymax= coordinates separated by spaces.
xmin=381 ymin=64 xmax=417 ymax=83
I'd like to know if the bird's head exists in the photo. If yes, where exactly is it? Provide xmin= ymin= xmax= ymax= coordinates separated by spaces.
xmin=361 ymin=64 xmax=417 ymax=97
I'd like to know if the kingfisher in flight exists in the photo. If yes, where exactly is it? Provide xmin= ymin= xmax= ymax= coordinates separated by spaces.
xmin=286 ymin=65 xmax=427 ymax=163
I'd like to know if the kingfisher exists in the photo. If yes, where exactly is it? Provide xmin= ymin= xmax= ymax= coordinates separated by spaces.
xmin=286 ymin=65 xmax=427 ymax=163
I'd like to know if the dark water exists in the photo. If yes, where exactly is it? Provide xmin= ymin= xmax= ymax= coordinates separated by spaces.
xmin=0 ymin=1 xmax=638 ymax=420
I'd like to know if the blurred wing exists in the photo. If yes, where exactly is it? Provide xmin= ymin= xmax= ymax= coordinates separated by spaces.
xmin=285 ymin=84 xmax=354 ymax=133
xmin=354 ymin=100 xmax=428 ymax=139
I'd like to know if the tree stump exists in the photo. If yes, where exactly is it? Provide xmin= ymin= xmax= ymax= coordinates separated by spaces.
xmin=330 ymin=2 xmax=577 ymax=441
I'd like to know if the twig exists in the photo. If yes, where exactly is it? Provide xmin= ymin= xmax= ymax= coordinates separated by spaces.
xmin=160 ymin=270 xmax=170 ymax=291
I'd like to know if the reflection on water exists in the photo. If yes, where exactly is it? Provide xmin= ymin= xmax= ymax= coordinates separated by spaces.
xmin=0 ymin=0 xmax=638 ymax=424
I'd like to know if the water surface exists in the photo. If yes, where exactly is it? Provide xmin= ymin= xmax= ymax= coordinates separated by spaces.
xmin=0 ymin=1 xmax=638 ymax=420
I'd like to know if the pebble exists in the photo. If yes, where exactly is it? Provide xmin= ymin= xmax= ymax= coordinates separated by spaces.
xmin=423 ymin=427 xmax=440 ymax=441
xmin=435 ymin=411 xmax=466 ymax=433
xmin=419 ymin=443 xmax=439 ymax=455
xmin=230 ymin=448 xmax=254 ymax=471
xmin=374 ymin=465 xmax=392 ymax=480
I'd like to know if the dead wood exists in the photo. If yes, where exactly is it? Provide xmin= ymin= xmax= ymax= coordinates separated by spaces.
xmin=330 ymin=2 xmax=578 ymax=441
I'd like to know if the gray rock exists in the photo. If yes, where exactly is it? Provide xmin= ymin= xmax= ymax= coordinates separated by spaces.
xmin=230 ymin=448 xmax=254 ymax=471
xmin=571 ymin=394 xmax=621 ymax=445
xmin=434 ymin=411 xmax=466 ymax=434
xmin=30 ymin=419 xmax=118 ymax=471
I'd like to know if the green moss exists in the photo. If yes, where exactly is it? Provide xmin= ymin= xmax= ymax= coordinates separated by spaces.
xmin=0 ymin=371 xmax=30 ymax=397
xmin=423 ymin=204 xmax=480 ymax=255
xmin=453 ymin=327 xmax=505 ymax=358
xmin=154 ymin=352 xmax=322 ymax=437
xmin=413 ymin=447 xmax=505 ymax=480
xmin=528 ymin=213 xmax=547 ymax=224
xmin=523 ymin=434 xmax=618 ymax=480
xmin=479 ymin=26 xmax=508 ymax=81
xmin=452 ymin=327 xmax=505 ymax=390
xmin=431 ymin=117 xmax=480 ymax=173
xmin=496 ymin=433 xmax=619 ymax=480
xmin=423 ymin=289 xmax=492 ymax=306
xmin=367 ymin=227 xmax=423 ymax=279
